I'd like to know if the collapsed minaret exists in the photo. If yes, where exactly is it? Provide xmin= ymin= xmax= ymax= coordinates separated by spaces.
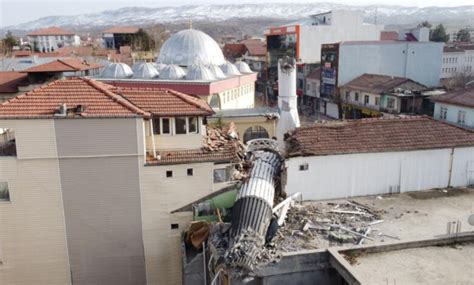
xmin=276 ymin=57 xmax=301 ymax=148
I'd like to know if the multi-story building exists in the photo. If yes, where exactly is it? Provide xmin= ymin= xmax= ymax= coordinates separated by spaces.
xmin=432 ymin=86 xmax=474 ymax=129
xmin=319 ymin=40 xmax=443 ymax=118
xmin=441 ymin=44 xmax=474 ymax=79
xmin=264 ymin=10 xmax=383 ymax=84
xmin=27 ymin=27 xmax=80 ymax=53
xmin=339 ymin=73 xmax=428 ymax=118
xmin=102 ymin=26 xmax=139 ymax=49
xmin=0 ymin=77 xmax=241 ymax=285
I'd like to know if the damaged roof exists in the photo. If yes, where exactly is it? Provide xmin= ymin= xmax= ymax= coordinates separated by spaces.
xmin=340 ymin=73 xmax=426 ymax=94
xmin=286 ymin=116 xmax=474 ymax=157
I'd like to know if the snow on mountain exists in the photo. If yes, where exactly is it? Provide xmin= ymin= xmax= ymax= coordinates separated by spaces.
xmin=5 ymin=3 xmax=474 ymax=31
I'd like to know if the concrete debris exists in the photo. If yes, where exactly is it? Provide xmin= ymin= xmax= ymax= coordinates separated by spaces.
xmin=204 ymin=123 xmax=246 ymax=160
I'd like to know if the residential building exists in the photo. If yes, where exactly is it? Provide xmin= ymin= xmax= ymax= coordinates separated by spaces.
xmin=319 ymin=40 xmax=443 ymax=118
xmin=22 ymin=58 xmax=103 ymax=80
xmin=301 ymin=67 xmax=320 ymax=115
xmin=27 ymin=27 xmax=81 ymax=53
xmin=102 ymin=26 xmax=139 ymax=49
xmin=441 ymin=44 xmax=474 ymax=79
xmin=0 ymin=77 xmax=240 ymax=285
xmin=264 ymin=10 xmax=383 ymax=83
xmin=285 ymin=116 xmax=474 ymax=201
xmin=432 ymin=87 xmax=474 ymax=129
xmin=339 ymin=74 xmax=428 ymax=118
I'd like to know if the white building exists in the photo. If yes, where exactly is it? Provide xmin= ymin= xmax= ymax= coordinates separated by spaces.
xmin=441 ymin=45 xmax=474 ymax=79
xmin=432 ymin=86 xmax=474 ymax=129
xmin=284 ymin=116 xmax=474 ymax=201
xmin=27 ymin=27 xmax=80 ymax=53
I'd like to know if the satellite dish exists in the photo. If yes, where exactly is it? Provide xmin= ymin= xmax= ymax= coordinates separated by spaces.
xmin=469 ymin=214 xmax=474 ymax=226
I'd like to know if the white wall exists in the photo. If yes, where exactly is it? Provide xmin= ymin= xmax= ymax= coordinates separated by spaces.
xmin=285 ymin=148 xmax=473 ymax=201
xmin=434 ymin=102 xmax=474 ymax=128
xmin=441 ymin=50 xmax=474 ymax=79
xmin=451 ymin=147 xmax=474 ymax=187
xmin=339 ymin=42 xmax=443 ymax=87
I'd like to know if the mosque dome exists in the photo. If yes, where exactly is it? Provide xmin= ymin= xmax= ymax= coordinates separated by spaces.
xmin=234 ymin=60 xmax=252 ymax=73
xmin=220 ymin=61 xmax=241 ymax=76
xmin=100 ymin=62 xmax=133 ymax=78
xmin=132 ymin=62 xmax=159 ymax=79
xmin=208 ymin=64 xmax=227 ymax=79
xmin=160 ymin=64 xmax=186 ymax=80
xmin=186 ymin=63 xmax=216 ymax=81
xmin=158 ymin=29 xmax=226 ymax=67
xmin=153 ymin=62 xmax=167 ymax=71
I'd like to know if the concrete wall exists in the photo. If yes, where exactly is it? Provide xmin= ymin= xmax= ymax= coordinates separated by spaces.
xmin=338 ymin=42 xmax=443 ymax=87
xmin=55 ymin=118 xmax=147 ymax=285
xmin=139 ymin=162 xmax=217 ymax=285
xmin=0 ymin=119 xmax=71 ymax=285
xmin=285 ymin=148 xmax=471 ymax=200
xmin=434 ymin=102 xmax=474 ymax=129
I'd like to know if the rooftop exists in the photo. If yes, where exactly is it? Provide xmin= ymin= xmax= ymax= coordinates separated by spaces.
xmin=22 ymin=58 xmax=103 ymax=73
xmin=431 ymin=87 xmax=474 ymax=109
xmin=286 ymin=116 xmax=474 ymax=157
xmin=340 ymin=73 xmax=426 ymax=94
xmin=212 ymin=107 xmax=279 ymax=118
xmin=0 ymin=78 xmax=214 ymax=119
xmin=306 ymin=67 xmax=321 ymax=80
xmin=28 ymin=26 xmax=76 ymax=36
xmin=242 ymin=40 xmax=266 ymax=56
xmin=0 ymin=72 xmax=28 ymax=93
xmin=103 ymin=26 xmax=139 ymax=34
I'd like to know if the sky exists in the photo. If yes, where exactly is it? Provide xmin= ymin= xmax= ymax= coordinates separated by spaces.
xmin=1 ymin=0 xmax=473 ymax=27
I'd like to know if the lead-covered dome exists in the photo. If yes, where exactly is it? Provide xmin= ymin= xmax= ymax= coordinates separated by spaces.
xmin=132 ymin=62 xmax=159 ymax=79
xmin=234 ymin=60 xmax=252 ymax=73
xmin=158 ymin=29 xmax=226 ymax=67
xmin=160 ymin=64 xmax=186 ymax=80
xmin=208 ymin=64 xmax=227 ymax=79
xmin=220 ymin=61 xmax=241 ymax=76
xmin=186 ymin=63 xmax=216 ymax=81
xmin=101 ymin=62 xmax=133 ymax=78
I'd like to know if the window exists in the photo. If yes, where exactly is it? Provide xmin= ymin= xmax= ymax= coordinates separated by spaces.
xmin=162 ymin=118 xmax=171 ymax=134
xmin=457 ymin=110 xmax=466 ymax=124
xmin=364 ymin=95 xmax=369 ymax=105
xmin=345 ymin=91 xmax=350 ymax=100
xmin=166 ymin=170 xmax=173 ymax=178
xmin=354 ymin=92 xmax=359 ymax=101
xmin=375 ymin=97 xmax=380 ymax=106
xmin=188 ymin=117 xmax=198 ymax=134
xmin=299 ymin=163 xmax=309 ymax=171
xmin=187 ymin=168 xmax=193 ymax=176
xmin=440 ymin=107 xmax=448 ymax=120
xmin=213 ymin=167 xmax=231 ymax=183
xmin=153 ymin=118 xmax=161 ymax=134
xmin=243 ymin=125 xmax=269 ymax=144
xmin=175 ymin=117 xmax=187 ymax=134
xmin=387 ymin=98 xmax=395 ymax=109
xmin=171 ymin=223 xmax=179 ymax=229
xmin=0 ymin=182 xmax=9 ymax=202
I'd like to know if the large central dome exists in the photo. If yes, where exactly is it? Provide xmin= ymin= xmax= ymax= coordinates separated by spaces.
xmin=158 ymin=29 xmax=226 ymax=67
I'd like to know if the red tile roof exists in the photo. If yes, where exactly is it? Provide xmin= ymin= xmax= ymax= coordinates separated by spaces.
xmin=13 ymin=50 xmax=32 ymax=57
xmin=223 ymin=43 xmax=246 ymax=59
xmin=114 ymin=87 xmax=214 ymax=116
xmin=103 ymin=27 xmax=139 ymax=34
xmin=431 ymin=87 xmax=474 ymax=108
xmin=380 ymin=31 xmax=399 ymax=41
xmin=28 ymin=26 xmax=76 ymax=36
xmin=340 ymin=74 xmax=426 ymax=94
xmin=0 ymin=72 xmax=29 ymax=93
xmin=0 ymin=78 xmax=147 ymax=118
xmin=22 ymin=58 xmax=103 ymax=73
xmin=286 ymin=116 xmax=474 ymax=157
xmin=242 ymin=40 xmax=266 ymax=56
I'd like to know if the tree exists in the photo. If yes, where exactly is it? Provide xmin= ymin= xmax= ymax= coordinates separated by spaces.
xmin=456 ymin=28 xmax=471 ymax=42
xmin=418 ymin=21 xmax=432 ymax=29
xmin=132 ymin=29 xmax=155 ymax=51
xmin=430 ymin=24 xmax=450 ymax=42
xmin=2 ymin=31 xmax=18 ymax=55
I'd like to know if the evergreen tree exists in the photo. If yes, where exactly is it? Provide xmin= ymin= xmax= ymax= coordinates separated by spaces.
xmin=418 ymin=21 xmax=432 ymax=29
xmin=430 ymin=24 xmax=450 ymax=42
xmin=2 ymin=31 xmax=18 ymax=55
xmin=456 ymin=28 xmax=471 ymax=42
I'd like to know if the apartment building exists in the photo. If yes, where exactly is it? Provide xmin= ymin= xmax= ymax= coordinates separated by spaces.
xmin=0 ymin=78 xmax=240 ymax=285
xmin=27 ymin=27 xmax=81 ymax=53
xmin=432 ymin=86 xmax=474 ymax=129
xmin=441 ymin=45 xmax=474 ymax=79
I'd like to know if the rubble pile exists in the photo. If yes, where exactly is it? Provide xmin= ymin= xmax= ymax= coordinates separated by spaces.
xmin=273 ymin=200 xmax=385 ymax=251
xmin=204 ymin=122 xmax=245 ymax=155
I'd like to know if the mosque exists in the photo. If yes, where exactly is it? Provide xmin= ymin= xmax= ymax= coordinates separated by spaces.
xmin=96 ymin=28 xmax=280 ymax=142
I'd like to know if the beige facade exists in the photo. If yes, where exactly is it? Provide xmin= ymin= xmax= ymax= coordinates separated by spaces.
xmin=209 ymin=115 xmax=276 ymax=142
xmin=218 ymin=83 xmax=255 ymax=109
xmin=0 ymin=119 xmax=71 ymax=285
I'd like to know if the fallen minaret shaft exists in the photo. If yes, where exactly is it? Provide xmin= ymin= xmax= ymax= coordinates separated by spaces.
xmin=226 ymin=150 xmax=282 ymax=271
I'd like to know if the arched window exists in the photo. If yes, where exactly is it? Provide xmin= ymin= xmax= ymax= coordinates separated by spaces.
xmin=209 ymin=94 xmax=221 ymax=109
xmin=243 ymin=126 xmax=269 ymax=143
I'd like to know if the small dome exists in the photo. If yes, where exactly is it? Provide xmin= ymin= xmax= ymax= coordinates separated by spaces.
xmin=160 ymin=64 xmax=186 ymax=80
xmin=208 ymin=64 xmax=227 ymax=79
xmin=186 ymin=63 xmax=216 ymax=81
xmin=153 ymin=62 xmax=167 ymax=71
xmin=132 ymin=62 xmax=159 ymax=79
xmin=220 ymin=61 xmax=241 ymax=76
xmin=158 ymin=29 xmax=226 ymax=67
xmin=234 ymin=60 xmax=252 ymax=73
xmin=101 ymin=62 xmax=133 ymax=78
